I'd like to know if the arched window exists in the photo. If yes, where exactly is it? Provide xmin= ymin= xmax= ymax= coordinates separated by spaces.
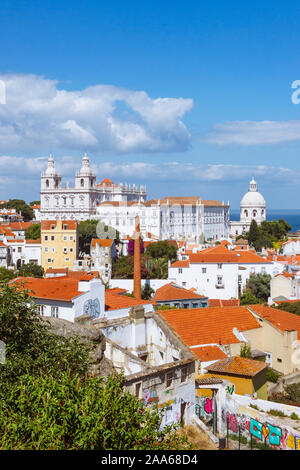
xmin=244 ymin=209 xmax=248 ymax=217
xmin=80 ymin=178 xmax=84 ymax=187
xmin=46 ymin=179 xmax=49 ymax=188
xmin=252 ymin=210 xmax=257 ymax=218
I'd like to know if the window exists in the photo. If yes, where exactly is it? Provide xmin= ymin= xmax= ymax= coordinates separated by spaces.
xmin=51 ymin=235 xmax=55 ymax=241
xmin=44 ymin=236 xmax=48 ymax=241
xmin=166 ymin=372 xmax=173 ymax=389
xmin=70 ymin=247 xmax=73 ymax=253
xmin=63 ymin=235 xmax=67 ymax=241
xmin=51 ymin=224 xmax=55 ymax=230
xmin=181 ymin=367 xmax=188 ymax=383
xmin=44 ymin=247 xmax=48 ymax=252
xmin=37 ymin=305 xmax=44 ymax=316
xmin=182 ymin=282 xmax=186 ymax=287
xmin=70 ymin=236 xmax=73 ymax=241
xmin=18 ymin=247 xmax=22 ymax=253
xmin=178 ymin=268 xmax=182 ymax=274
xmin=63 ymin=225 xmax=68 ymax=230
xmin=51 ymin=306 xmax=59 ymax=318
xmin=63 ymin=247 xmax=68 ymax=253
xmin=217 ymin=263 xmax=222 ymax=269
xmin=134 ymin=382 xmax=142 ymax=399
xmin=183 ymin=303 xmax=189 ymax=309
xmin=202 ymin=268 xmax=206 ymax=273
xmin=47 ymin=258 xmax=52 ymax=263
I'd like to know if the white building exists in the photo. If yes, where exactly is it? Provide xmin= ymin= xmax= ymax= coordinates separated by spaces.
xmin=97 ymin=197 xmax=230 ymax=243
xmin=230 ymin=178 xmax=266 ymax=237
xmin=40 ymin=154 xmax=146 ymax=221
xmin=168 ymin=245 xmax=284 ymax=299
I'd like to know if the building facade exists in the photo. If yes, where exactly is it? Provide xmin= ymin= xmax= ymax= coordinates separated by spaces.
xmin=41 ymin=220 xmax=78 ymax=271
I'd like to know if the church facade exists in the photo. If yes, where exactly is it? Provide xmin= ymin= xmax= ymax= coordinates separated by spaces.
xmin=39 ymin=154 xmax=146 ymax=221
xmin=230 ymin=178 xmax=266 ymax=237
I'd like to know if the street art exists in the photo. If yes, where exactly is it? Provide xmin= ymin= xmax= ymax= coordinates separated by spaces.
xmin=143 ymin=385 xmax=158 ymax=404
xmin=83 ymin=298 xmax=100 ymax=319
xmin=223 ymin=409 xmax=300 ymax=450
xmin=225 ymin=384 xmax=235 ymax=395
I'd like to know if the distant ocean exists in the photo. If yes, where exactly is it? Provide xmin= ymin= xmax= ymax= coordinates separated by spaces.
xmin=230 ymin=210 xmax=300 ymax=232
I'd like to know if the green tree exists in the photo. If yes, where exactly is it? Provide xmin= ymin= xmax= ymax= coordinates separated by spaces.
xmin=240 ymin=343 xmax=252 ymax=358
xmin=5 ymin=199 xmax=34 ymax=221
xmin=0 ymin=267 xmax=15 ymax=282
xmin=247 ymin=219 xmax=260 ymax=246
xmin=240 ymin=291 xmax=261 ymax=305
xmin=145 ymin=241 xmax=177 ymax=262
xmin=78 ymin=220 xmax=98 ymax=253
xmin=25 ymin=223 xmax=41 ymax=240
xmin=0 ymin=282 xmax=92 ymax=385
xmin=274 ymin=301 xmax=300 ymax=316
xmin=0 ymin=373 xmax=193 ymax=450
xmin=141 ymin=283 xmax=155 ymax=300
xmin=29 ymin=200 xmax=40 ymax=207
xmin=17 ymin=262 xmax=44 ymax=278
xmin=246 ymin=273 xmax=271 ymax=302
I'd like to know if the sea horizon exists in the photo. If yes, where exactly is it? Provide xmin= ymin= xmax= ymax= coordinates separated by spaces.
xmin=230 ymin=209 xmax=300 ymax=232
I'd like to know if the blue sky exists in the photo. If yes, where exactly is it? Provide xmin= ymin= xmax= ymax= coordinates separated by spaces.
xmin=1 ymin=0 xmax=300 ymax=208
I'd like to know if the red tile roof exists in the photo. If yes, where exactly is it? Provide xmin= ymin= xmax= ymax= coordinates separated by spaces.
xmin=247 ymin=304 xmax=300 ymax=339
xmin=154 ymin=283 xmax=206 ymax=301
xmin=9 ymin=222 xmax=34 ymax=231
xmin=170 ymin=260 xmax=190 ymax=268
xmin=41 ymin=220 xmax=77 ymax=230
xmin=209 ymin=299 xmax=240 ymax=307
xmin=96 ymin=178 xmax=118 ymax=188
xmin=189 ymin=247 xmax=271 ymax=264
xmin=10 ymin=277 xmax=84 ymax=302
xmin=192 ymin=345 xmax=228 ymax=361
xmin=105 ymin=292 xmax=154 ymax=311
xmin=205 ymin=356 xmax=267 ymax=377
xmin=159 ymin=306 xmax=261 ymax=347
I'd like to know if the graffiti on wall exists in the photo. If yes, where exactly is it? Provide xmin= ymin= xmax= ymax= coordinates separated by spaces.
xmin=225 ymin=384 xmax=235 ymax=395
xmin=83 ymin=298 xmax=100 ymax=319
xmin=223 ymin=410 xmax=300 ymax=450
xmin=143 ymin=385 xmax=158 ymax=404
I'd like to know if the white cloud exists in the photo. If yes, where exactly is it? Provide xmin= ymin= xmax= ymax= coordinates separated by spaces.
xmin=0 ymin=74 xmax=193 ymax=153
xmin=204 ymin=120 xmax=300 ymax=145
xmin=1 ymin=155 xmax=299 ymax=188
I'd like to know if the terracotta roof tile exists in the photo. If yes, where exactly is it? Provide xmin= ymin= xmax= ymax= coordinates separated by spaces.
xmin=170 ymin=260 xmax=190 ymax=268
xmin=10 ymin=277 xmax=84 ymax=302
xmin=159 ymin=306 xmax=261 ymax=347
xmin=205 ymin=356 xmax=267 ymax=377
xmin=192 ymin=345 xmax=228 ymax=361
xmin=154 ymin=283 xmax=206 ymax=301
xmin=91 ymin=238 xmax=113 ymax=248
xmin=248 ymin=304 xmax=300 ymax=339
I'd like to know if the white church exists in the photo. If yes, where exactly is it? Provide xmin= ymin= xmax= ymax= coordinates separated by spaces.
xmin=39 ymin=154 xmax=230 ymax=242
xmin=230 ymin=178 xmax=266 ymax=237
xmin=40 ymin=153 xmax=146 ymax=221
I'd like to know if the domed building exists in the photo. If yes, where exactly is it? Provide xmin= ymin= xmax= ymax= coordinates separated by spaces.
xmin=230 ymin=178 xmax=266 ymax=237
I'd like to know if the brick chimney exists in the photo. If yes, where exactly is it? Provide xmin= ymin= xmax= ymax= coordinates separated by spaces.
xmin=133 ymin=215 xmax=141 ymax=299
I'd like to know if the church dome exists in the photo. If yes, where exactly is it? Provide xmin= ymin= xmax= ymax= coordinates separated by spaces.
xmin=45 ymin=154 xmax=57 ymax=176
xmin=79 ymin=153 xmax=93 ymax=175
xmin=240 ymin=178 xmax=266 ymax=207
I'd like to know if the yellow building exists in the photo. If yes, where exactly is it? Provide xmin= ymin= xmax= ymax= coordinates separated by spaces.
xmin=41 ymin=220 xmax=78 ymax=271
xmin=196 ymin=356 xmax=267 ymax=400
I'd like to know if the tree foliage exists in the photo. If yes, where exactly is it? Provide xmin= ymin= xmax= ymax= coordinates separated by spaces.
xmin=3 ymin=199 xmax=34 ymax=221
xmin=0 ymin=282 xmax=193 ymax=450
xmin=145 ymin=241 xmax=178 ymax=262
xmin=274 ymin=301 xmax=300 ymax=316
xmin=0 ymin=373 xmax=193 ymax=450
xmin=25 ymin=223 xmax=41 ymax=240
xmin=240 ymin=343 xmax=252 ymax=358
xmin=240 ymin=290 xmax=262 ymax=305
xmin=0 ymin=282 xmax=92 ymax=385
xmin=245 ymin=273 xmax=271 ymax=302
xmin=16 ymin=262 xmax=44 ymax=278
xmin=245 ymin=218 xmax=291 ymax=251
